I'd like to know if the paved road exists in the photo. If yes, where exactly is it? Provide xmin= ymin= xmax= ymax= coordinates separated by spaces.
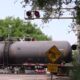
xmin=0 ymin=74 xmax=70 ymax=80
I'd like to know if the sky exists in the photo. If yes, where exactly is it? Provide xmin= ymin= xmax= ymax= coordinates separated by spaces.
xmin=0 ymin=0 xmax=77 ymax=45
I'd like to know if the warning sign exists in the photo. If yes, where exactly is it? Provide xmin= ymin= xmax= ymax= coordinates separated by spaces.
xmin=47 ymin=64 xmax=58 ymax=73
xmin=47 ymin=46 xmax=61 ymax=63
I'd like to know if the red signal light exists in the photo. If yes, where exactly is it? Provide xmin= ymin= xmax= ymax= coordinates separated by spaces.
xmin=34 ymin=11 xmax=40 ymax=18
xmin=26 ymin=11 xmax=32 ymax=18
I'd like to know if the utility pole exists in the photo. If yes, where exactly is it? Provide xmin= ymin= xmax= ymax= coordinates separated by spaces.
xmin=76 ymin=25 xmax=80 ymax=64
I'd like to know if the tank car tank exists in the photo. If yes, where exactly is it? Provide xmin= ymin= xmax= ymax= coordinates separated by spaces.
xmin=0 ymin=40 xmax=72 ymax=65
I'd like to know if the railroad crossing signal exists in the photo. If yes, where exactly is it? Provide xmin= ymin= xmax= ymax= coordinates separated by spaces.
xmin=25 ymin=10 xmax=40 ymax=19
xmin=47 ymin=46 xmax=61 ymax=63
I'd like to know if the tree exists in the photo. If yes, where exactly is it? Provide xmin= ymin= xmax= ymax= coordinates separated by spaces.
xmin=71 ymin=51 xmax=80 ymax=80
xmin=0 ymin=17 xmax=51 ymax=40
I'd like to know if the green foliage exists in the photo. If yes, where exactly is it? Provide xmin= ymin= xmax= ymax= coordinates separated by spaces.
xmin=72 ymin=50 xmax=78 ymax=65
xmin=71 ymin=65 xmax=80 ymax=80
xmin=33 ymin=0 xmax=58 ymax=9
xmin=75 ymin=5 xmax=80 ymax=24
xmin=71 ymin=50 xmax=80 ymax=80
xmin=0 ymin=17 xmax=51 ymax=40
xmin=24 ymin=0 xmax=73 ymax=9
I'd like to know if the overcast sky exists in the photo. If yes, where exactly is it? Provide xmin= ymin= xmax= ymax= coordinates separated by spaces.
xmin=0 ymin=0 xmax=77 ymax=45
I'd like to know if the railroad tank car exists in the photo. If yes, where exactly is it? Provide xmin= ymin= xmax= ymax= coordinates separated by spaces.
xmin=0 ymin=41 xmax=72 ymax=65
